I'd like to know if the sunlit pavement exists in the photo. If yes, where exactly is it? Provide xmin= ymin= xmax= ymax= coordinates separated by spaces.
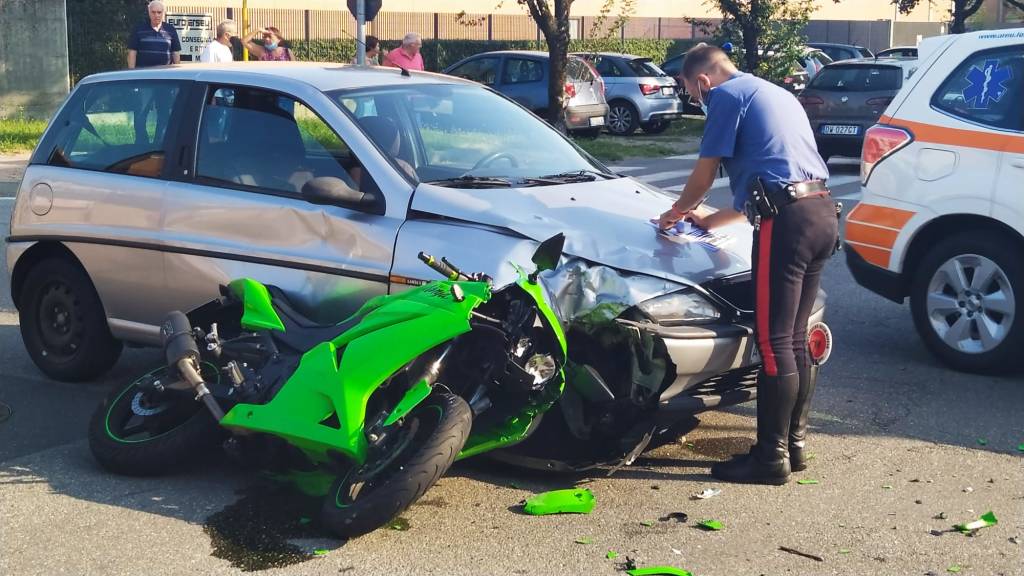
xmin=1 ymin=156 xmax=1022 ymax=576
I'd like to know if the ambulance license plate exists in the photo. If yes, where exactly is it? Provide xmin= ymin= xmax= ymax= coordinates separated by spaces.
xmin=821 ymin=124 xmax=859 ymax=136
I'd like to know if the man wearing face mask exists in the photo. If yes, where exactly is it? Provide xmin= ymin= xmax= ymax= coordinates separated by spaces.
xmin=657 ymin=43 xmax=838 ymax=485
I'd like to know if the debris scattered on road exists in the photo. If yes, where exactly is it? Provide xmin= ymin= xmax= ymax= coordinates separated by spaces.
xmin=651 ymin=485 xmax=660 ymax=490
xmin=387 ymin=517 xmax=411 ymax=531
xmin=796 ymin=479 xmax=820 ymax=485
xmin=691 ymin=488 xmax=721 ymax=500
xmin=779 ymin=546 xmax=824 ymax=562
xmin=298 ymin=517 xmax=311 ymax=525
xmin=522 ymin=488 xmax=595 ymax=515
xmin=1017 ymin=443 xmax=1024 ymax=452
xmin=910 ymin=478 xmax=921 ymax=483
xmin=954 ymin=511 xmax=998 ymax=535
xmin=313 ymin=549 xmax=328 ymax=556
xmin=625 ymin=566 xmax=692 ymax=576
xmin=607 ymin=551 xmax=620 ymax=560
xmin=640 ymin=520 xmax=655 ymax=527
xmin=934 ymin=512 xmax=948 ymax=520
xmin=962 ymin=487 xmax=973 ymax=494
xmin=659 ymin=512 xmax=689 ymax=523
xmin=575 ymin=537 xmax=594 ymax=545
xmin=947 ymin=565 xmax=962 ymax=573
xmin=977 ymin=438 xmax=987 ymax=446
xmin=882 ymin=485 xmax=893 ymax=489
xmin=620 ymin=556 xmax=639 ymax=571
xmin=671 ymin=548 xmax=683 ymax=555
xmin=697 ymin=519 xmax=723 ymax=531
xmin=1009 ymin=536 xmax=1021 ymax=545
xmin=838 ymin=548 xmax=851 ymax=554
xmin=929 ymin=529 xmax=947 ymax=537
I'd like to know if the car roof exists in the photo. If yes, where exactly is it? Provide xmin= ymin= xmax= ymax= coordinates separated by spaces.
xmin=808 ymin=42 xmax=867 ymax=49
xmin=78 ymin=61 xmax=479 ymax=91
xmin=571 ymin=52 xmax=647 ymax=61
xmin=470 ymin=50 xmax=552 ymax=58
xmin=879 ymin=46 xmax=916 ymax=51
xmin=824 ymin=57 xmax=916 ymax=68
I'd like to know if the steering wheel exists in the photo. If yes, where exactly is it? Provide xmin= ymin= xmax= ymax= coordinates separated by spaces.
xmin=471 ymin=151 xmax=520 ymax=172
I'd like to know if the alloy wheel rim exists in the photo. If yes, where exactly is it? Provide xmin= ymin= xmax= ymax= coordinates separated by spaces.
xmin=925 ymin=254 xmax=1015 ymax=354
xmin=609 ymin=105 xmax=631 ymax=133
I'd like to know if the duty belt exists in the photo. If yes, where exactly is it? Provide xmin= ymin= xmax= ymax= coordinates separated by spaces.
xmin=745 ymin=178 xmax=830 ymax=224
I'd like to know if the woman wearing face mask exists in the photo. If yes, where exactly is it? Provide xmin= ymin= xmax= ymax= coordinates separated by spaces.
xmin=245 ymin=26 xmax=293 ymax=61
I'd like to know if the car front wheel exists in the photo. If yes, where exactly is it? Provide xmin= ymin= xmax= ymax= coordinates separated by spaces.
xmin=607 ymin=101 xmax=639 ymax=136
xmin=910 ymin=233 xmax=1022 ymax=374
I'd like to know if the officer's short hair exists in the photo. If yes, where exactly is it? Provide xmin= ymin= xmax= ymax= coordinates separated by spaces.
xmin=682 ymin=43 xmax=729 ymax=80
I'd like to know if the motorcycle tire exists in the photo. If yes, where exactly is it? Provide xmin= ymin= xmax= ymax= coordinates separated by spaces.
xmin=321 ymin=392 xmax=471 ymax=539
xmin=88 ymin=365 xmax=223 ymax=476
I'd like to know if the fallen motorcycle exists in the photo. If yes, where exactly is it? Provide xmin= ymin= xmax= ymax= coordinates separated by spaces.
xmin=88 ymin=235 xmax=567 ymax=538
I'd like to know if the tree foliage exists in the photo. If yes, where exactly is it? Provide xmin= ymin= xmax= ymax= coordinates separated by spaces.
xmin=891 ymin=0 xmax=997 ymax=34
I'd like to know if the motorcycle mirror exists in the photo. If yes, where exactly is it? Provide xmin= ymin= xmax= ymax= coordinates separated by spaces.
xmin=531 ymin=233 xmax=565 ymax=275
xmin=301 ymin=176 xmax=377 ymax=210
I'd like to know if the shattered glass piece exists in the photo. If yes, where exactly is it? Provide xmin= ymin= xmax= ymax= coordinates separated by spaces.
xmin=671 ymin=548 xmax=683 ymax=555
xmin=697 ymin=519 xmax=723 ymax=531
xmin=575 ymin=537 xmax=593 ymax=545
xmin=692 ymin=488 xmax=722 ymax=499
xmin=522 ymin=488 xmax=595 ymax=515
xmin=625 ymin=567 xmax=693 ymax=576
xmin=796 ymin=479 xmax=820 ymax=485
xmin=954 ymin=511 xmax=998 ymax=534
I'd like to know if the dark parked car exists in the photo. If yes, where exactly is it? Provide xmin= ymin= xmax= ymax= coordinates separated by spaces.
xmin=798 ymin=58 xmax=918 ymax=161
xmin=443 ymin=50 xmax=609 ymax=136
xmin=876 ymin=46 xmax=918 ymax=58
xmin=572 ymin=52 xmax=683 ymax=135
xmin=807 ymin=42 xmax=874 ymax=62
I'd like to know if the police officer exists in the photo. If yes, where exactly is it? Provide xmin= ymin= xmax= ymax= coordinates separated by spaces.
xmin=658 ymin=44 xmax=839 ymax=485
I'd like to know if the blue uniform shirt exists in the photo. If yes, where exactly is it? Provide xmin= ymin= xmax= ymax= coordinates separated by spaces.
xmin=128 ymin=21 xmax=182 ymax=68
xmin=698 ymin=73 xmax=828 ymax=212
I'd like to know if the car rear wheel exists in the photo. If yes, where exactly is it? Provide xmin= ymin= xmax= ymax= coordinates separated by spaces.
xmin=641 ymin=120 xmax=671 ymax=134
xmin=19 ymin=258 xmax=123 ymax=381
xmin=910 ymin=233 xmax=1023 ymax=373
xmin=607 ymin=101 xmax=639 ymax=136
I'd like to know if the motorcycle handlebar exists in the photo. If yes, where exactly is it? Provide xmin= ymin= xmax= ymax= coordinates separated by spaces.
xmin=417 ymin=251 xmax=461 ymax=280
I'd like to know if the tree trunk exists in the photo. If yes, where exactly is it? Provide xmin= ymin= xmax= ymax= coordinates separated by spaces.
xmin=951 ymin=0 xmax=985 ymax=33
xmin=742 ymin=20 xmax=760 ymax=73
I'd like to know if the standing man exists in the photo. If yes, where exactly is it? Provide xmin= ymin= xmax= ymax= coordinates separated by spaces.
xmin=383 ymin=33 xmax=424 ymax=71
xmin=127 ymin=1 xmax=181 ymax=68
xmin=200 ymin=20 xmax=237 ymax=63
xmin=657 ymin=44 xmax=838 ymax=485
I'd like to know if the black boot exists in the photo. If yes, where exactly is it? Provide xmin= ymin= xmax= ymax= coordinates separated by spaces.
xmin=789 ymin=364 xmax=818 ymax=472
xmin=711 ymin=372 xmax=799 ymax=485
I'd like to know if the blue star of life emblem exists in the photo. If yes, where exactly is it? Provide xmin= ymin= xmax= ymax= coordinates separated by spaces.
xmin=962 ymin=59 xmax=1013 ymax=110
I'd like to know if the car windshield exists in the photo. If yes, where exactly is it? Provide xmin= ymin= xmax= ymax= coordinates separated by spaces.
xmin=628 ymin=58 xmax=666 ymax=77
xmin=809 ymin=65 xmax=902 ymax=91
xmin=329 ymin=84 xmax=607 ymax=185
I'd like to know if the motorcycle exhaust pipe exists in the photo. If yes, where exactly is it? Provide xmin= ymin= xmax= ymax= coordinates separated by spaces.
xmin=161 ymin=311 xmax=226 ymax=421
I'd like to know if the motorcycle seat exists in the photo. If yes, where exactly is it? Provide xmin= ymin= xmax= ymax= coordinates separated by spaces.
xmin=264 ymin=286 xmax=361 ymax=352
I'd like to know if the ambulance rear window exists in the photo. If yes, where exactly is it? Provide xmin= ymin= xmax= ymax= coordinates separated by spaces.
xmin=931 ymin=46 xmax=1024 ymax=131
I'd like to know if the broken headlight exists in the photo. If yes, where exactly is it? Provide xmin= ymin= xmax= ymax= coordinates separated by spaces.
xmin=637 ymin=289 xmax=720 ymax=325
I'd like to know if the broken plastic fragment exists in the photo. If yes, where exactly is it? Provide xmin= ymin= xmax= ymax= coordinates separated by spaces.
xmin=625 ymin=567 xmax=693 ymax=576
xmin=947 ymin=565 xmax=961 ymax=573
xmin=934 ymin=512 xmax=948 ymax=520
xmin=640 ymin=520 xmax=654 ymax=527
xmin=697 ymin=519 xmax=723 ymax=531
xmin=575 ymin=537 xmax=593 ymax=545
xmin=796 ymin=479 xmax=820 ymax=485
xmin=606 ymin=551 xmax=620 ymax=560
xmin=659 ymin=512 xmax=689 ymax=523
xmin=962 ymin=487 xmax=974 ymax=494
xmin=954 ymin=511 xmax=998 ymax=534
xmin=692 ymin=488 xmax=721 ymax=500
xmin=1009 ymin=536 xmax=1020 ymax=545
xmin=387 ymin=517 xmax=411 ymax=531
xmin=522 ymin=488 xmax=595 ymax=515
xmin=671 ymin=548 xmax=683 ymax=555
xmin=839 ymin=549 xmax=851 ymax=554
xmin=299 ymin=517 xmax=311 ymax=525
xmin=1017 ymin=443 xmax=1024 ymax=452
xmin=977 ymin=438 xmax=987 ymax=446
xmin=313 ymin=549 xmax=328 ymax=556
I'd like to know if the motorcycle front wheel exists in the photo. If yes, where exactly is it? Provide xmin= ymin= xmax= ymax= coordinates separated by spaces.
xmin=321 ymin=392 xmax=471 ymax=538
xmin=88 ymin=364 xmax=223 ymax=476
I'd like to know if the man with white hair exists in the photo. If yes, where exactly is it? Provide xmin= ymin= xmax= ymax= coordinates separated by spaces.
xmin=200 ymin=20 xmax=237 ymax=63
xmin=383 ymin=32 xmax=424 ymax=71
xmin=127 ymin=1 xmax=181 ymax=68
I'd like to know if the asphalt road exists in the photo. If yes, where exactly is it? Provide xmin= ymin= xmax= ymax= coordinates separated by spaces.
xmin=1 ymin=156 xmax=1022 ymax=576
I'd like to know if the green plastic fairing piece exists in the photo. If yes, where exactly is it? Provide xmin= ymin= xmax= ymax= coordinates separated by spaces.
xmin=229 ymin=278 xmax=285 ymax=332
xmin=626 ymin=567 xmax=692 ymax=576
xmin=384 ymin=380 xmax=432 ymax=427
xmin=522 ymin=488 xmax=595 ymax=515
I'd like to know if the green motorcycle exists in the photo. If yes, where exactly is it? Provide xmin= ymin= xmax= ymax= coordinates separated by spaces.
xmin=88 ymin=235 xmax=567 ymax=538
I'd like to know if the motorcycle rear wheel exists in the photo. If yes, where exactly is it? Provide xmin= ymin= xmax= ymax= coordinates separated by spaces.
xmin=321 ymin=392 xmax=471 ymax=538
xmin=88 ymin=365 xmax=223 ymax=476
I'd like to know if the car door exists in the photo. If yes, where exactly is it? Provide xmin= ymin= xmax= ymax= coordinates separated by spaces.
xmin=499 ymin=56 xmax=547 ymax=113
xmin=159 ymin=82 xmax=404 ymax=323
xmin=445 ymin=56 xmax=501 ymax=89
xmin=12 ymin=78 xmax=188 ymax=329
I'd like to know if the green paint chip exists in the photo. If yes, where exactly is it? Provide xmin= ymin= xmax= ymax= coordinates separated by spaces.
xmin=575 ymin=537 xmax=593 ymax=545
xmin=523 ymin=489 xmax=595 ymax=515
xmin=839 ymin=548 xmax=851 ymax=554
xmin=607 ymin=551 xmax=619 ymax=560
xmin=313 ymin=549 xmax=328 ymax=556
xmin=797 ymin=479 xmax=820 ymax=485
xmin=698 ymin=519 xmax=723 ymax=531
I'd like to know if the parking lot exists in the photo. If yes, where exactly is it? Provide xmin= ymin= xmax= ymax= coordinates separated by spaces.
xmin=1 ymin=152 xmax=1021 ymax=576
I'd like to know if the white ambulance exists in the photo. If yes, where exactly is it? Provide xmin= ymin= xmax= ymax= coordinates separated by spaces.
xmin=845 ymin=28 xmax=1024 ymax=373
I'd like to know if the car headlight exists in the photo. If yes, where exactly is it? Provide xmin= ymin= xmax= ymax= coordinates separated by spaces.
xmin=637 ymin=289 xmax=720 ymax=325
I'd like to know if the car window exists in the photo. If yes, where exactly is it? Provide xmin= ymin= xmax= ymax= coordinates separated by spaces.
xmin=566 ymin=58 xmax=584 ymax=82
xmin=46 ymin=81 xmax=183 ymax=178
xmin=196 ymin=85 xmax=370 ymax=197
xmin=809 ymin=65 xmax=903 ymax=91
xmin=591 ymin=57 xmax=622 ymax=78
xmin=448 ymin=57 xmax=500 ymax=86
xmin=857 ymin=47 xmax=874 ymax=58
xmin=503 ymin=58 xmax=544 ymax=84
xmin=931 ymin=46 xmax=1024 ymax=131
xmin=627 ymin=59 xmax=665 ymax=77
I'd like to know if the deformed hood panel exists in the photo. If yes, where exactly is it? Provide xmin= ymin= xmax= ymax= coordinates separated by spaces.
xmin=411 ymin=178 xmax=753 ymax=287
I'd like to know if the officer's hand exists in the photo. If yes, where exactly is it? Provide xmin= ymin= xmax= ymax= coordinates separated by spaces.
xmin=684 ymin=211 xmax=708 ymax=229
xmin=657 ymin=208 xmax=684 ymax=230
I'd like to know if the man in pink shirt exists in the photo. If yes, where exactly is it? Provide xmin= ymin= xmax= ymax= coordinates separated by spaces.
xmin=384 ymin=32 xmax=424 ymax=71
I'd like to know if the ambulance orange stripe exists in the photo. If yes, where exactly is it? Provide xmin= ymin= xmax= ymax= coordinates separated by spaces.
xmin=847 ymin=203 xmax=916 ymax=229
xmin=847 ymin=243 xmax=891 ymax=268
xmin=845 ymin=221 xmax=900 ymax=249
xmin=879 ymin=115 xmax=1024 ymax=154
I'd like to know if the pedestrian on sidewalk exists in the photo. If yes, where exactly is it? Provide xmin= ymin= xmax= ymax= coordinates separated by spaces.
xmin=199 ymin=20 xmax=237 ymax=63
xmin=245 ymin=26 xmax=294 ymax=61
xmin=657 ymin=44 xmax=839 ymax=485
xmin=126 ymin=1 xmax=181 ymax=68
xmin=383 ymin=33 xmax=424 ymax=71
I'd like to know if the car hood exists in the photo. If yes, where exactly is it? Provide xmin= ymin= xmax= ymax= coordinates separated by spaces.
xmin=411 ymin=178 xmax=753 ymax=288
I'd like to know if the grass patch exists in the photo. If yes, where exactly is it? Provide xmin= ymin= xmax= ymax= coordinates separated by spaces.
xmin=0 ymin=117 xmax=48 ymax=154
xmin=574 ymin=137 xmax=677 ymax=162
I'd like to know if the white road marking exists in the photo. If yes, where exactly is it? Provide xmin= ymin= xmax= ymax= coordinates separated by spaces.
xmin=636 ymin=169 xmax=693 ymax=184
xmin=610 ymin=165 xmax=644 ymax=173
xmin=665 ymin=153 xmax=701 ymax=161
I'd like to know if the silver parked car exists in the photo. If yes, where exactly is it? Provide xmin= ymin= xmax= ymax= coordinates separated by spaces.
xmin=7 ymin=63 xmax=827 ymax=431
xmin=572 ymin=52 xmax=683 ymax=135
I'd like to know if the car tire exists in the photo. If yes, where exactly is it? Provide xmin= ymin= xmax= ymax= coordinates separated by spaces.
xmin=19 ymin=257 xmax=123 ymax=382
xmin=909 ymin=232 xmax=1023 ymax=374
xmin=641 ymin=120 xmax=671 ymax=134
xmin=607 ymin=100 xmax=639 ymax=136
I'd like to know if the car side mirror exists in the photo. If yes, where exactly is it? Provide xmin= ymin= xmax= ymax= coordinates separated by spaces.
xmin=301 ymin=176 xmax=376 ymax=209
xmin=531 ymin=233 xmax=565 ymax=275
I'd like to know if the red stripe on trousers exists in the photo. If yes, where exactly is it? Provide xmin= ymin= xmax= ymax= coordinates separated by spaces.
xmin=756 ymin=218 xmax=778 ymax=376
